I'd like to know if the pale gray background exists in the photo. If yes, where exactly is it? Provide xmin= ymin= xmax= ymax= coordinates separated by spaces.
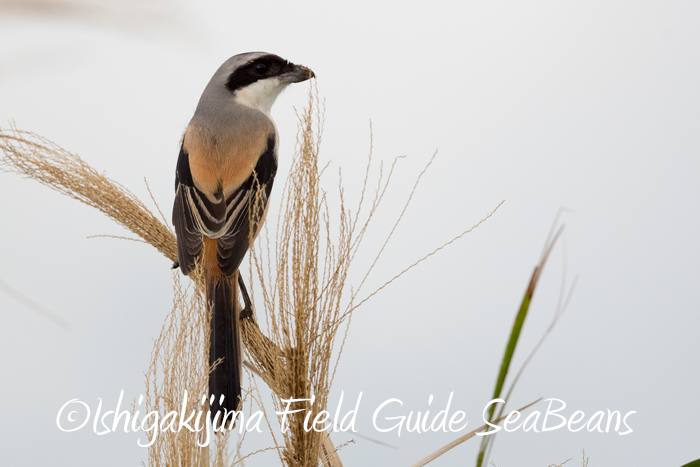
xmin=1 ymin=1 xmax=699 ymax=465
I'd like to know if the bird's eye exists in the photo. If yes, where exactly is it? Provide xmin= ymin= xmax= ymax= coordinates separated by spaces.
xmin=254 ymin=62 xmax=269 ymax=74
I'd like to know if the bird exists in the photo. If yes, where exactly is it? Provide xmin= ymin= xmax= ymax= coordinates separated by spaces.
xmin=172 ymin=52 xmax=314 ymax=427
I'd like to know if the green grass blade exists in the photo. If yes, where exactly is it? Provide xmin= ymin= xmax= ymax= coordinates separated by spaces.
xmin=476 ymin=225 xmax=564 ymax=467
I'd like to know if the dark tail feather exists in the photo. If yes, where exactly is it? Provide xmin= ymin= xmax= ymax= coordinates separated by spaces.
xmin=207 ymin=274 xmax=242 ymax=429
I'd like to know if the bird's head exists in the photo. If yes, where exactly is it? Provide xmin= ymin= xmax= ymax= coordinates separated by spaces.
xmin=221 ymin=52 xmax=314 ymax=115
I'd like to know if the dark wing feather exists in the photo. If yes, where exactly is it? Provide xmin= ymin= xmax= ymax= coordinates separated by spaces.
xmin=173 ymin=144 xmax=203 ymax=275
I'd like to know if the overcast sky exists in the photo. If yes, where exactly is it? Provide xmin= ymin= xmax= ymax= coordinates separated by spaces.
xmin=1 ymin=1 xmax=699 ymax=466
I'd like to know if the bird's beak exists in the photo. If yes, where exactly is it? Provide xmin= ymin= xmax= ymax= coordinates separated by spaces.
xmin=281 ymin=64 xmax=315 ymax=83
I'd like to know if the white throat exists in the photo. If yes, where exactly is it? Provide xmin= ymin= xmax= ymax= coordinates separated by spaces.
xmin=234 ymin=77 xmax=287 ymax=115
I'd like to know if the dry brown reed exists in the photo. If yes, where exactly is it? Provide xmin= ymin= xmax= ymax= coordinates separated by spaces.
xmin=0 ymin=124 xmax=178 ymax=261
xmin=143 ymin=270 xmax=210 ymax=466
xmin=243 ymin=88 xmax=357 ymax=467
xmin=1 ymin=85 xmax=503 ymax=466
xmin=581 ymin=450 xmax=589 ymax=467
xmin=242 ymin=86 xmax=506 ymax=467
xmin=408 ymin=399 xmax=541 ymax=467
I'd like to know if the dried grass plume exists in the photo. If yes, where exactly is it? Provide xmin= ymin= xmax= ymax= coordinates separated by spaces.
xmin=1 ymin=86 xmax=504 ymax=466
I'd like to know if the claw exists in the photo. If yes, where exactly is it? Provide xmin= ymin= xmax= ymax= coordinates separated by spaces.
xmin=239 ymin=305 xmax=254 ymax=321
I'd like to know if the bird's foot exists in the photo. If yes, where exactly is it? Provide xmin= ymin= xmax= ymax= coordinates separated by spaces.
xmin=239 ymin=305 xmax=255 ymax=322
xmin=238 ymin=274 xmax=257 ymax=325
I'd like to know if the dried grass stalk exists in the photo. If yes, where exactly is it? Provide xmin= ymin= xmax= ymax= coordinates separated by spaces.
xmin=0 ymin=125 xmax=177 ymax=262
xmin=1 ymin=84 xmax=501 ymax=466
xmin=244 ymin=87 xmax=503 ymax=466
xmin=143 ymin=270 xmax=210 ymax=466
xmin=408 ymin=399 xmax=541 ymax=467
xmin=243 ymin=88 xmax=354 ymax=467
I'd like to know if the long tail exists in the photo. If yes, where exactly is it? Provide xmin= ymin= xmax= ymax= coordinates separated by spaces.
xmin=206 ymin=271 xmax=242 ymax=429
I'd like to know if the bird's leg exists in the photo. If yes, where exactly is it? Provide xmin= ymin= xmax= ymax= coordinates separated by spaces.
xmin=237 ymin=274 xmax=287 ymax=366
xmin=237 ymin=275 xmax=257 ymax=325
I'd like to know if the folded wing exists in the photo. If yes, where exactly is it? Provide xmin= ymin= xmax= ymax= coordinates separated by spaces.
xmin=173 ymin=135 xmax=277 ymax=277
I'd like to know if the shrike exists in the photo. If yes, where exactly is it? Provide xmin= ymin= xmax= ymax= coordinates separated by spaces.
xmin=173 ymin=52 xmax=314 ymax=424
